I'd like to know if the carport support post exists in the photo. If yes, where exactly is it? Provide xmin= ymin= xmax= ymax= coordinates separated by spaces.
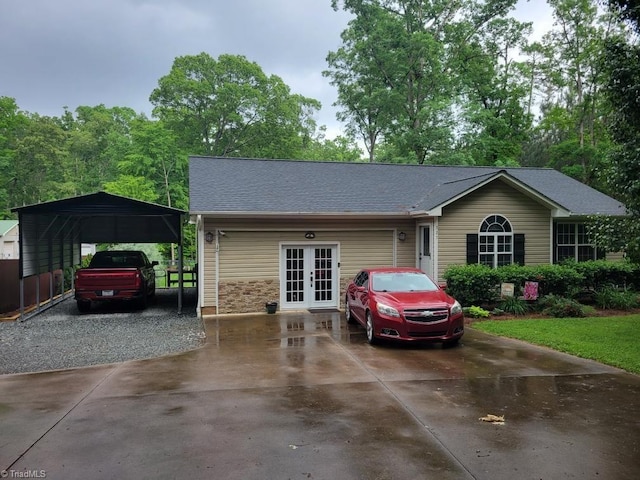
xmin=177 ymin=244 xmax=183 ymax=315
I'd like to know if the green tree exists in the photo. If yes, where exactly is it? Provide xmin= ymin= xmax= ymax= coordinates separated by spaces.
xmin=457 ymin=17 xmax=533 ymax=165
xmin=10 ymin=114 xmax=68 ymax=207
xmin=150 ymin=53 xmax=321 ymax=158
xmin=530 ymin=0 xmax=617 ymax=185
xmin=325 ymin=4 xmax=400 ymax=162
xmin=299 ymin=132 xmax=364 ymax=162
xmin=0 ymin=97 xmax=28 ymax=217
xmin=589 ymin=0 xmax=640 ymax=262
xmin=103 ymin=175 xmax=157 ymax=202
xmin=117 ymin=118 xmax=187 ymax=209
xmin=65 ymin=105 xmax=138 ymax=194
xmin=327 ymin=0 xmax=519 ymax=164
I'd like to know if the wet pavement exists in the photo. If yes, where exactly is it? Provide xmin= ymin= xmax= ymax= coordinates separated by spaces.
xmin=1 ymin=311 xmax=639 ymax=479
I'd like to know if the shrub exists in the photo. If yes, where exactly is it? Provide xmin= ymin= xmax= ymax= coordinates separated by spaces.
xmin=498 ymin=296 xmax=529 ymax=316
xmin=528 ymin=264 xmax=584 ymax=297
xmin=539 ymin=294 xmax=586 ymax=318
xmin=444 ymin=264 xmax=500 ymax=307
xmin=569 ymin=260 xmax=638 ymax=291
xmin=593 ymin=286 xmax=640 ymax=310
xmin=464 ymin=305 xmax=490 ymax=318
xmin=495 ymin=264 xmax=530 ymax=296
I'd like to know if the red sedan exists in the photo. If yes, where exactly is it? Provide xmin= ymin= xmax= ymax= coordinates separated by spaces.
xmin=345 ymin=267 xmax=464 ymax=346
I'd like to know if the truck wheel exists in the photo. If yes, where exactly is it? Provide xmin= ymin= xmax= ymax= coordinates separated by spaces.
xmin=138 ymin=289 xmax=148 ymax=310
xmin=77 ymin=300 xmax=91 ymax=313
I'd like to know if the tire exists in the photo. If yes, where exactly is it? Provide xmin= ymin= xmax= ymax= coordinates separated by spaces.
xmin=345 ymin=296 xmax=355 ymax=324
xmin=365 ymin=311 xmax=377 ymax=345
xmin=138 ymin=287 xmax=148 ymax=310
xmin=77 ymin=300 xmax=91 ymax=313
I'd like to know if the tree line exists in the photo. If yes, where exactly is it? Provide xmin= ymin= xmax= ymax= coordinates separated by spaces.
xmin=0 ymin=0 xmax=638 ymax=260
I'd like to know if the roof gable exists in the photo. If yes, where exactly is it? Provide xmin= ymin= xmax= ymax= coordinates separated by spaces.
xmin=189 ymin=157 xmax=627 ymax=218
xmin=0 ymin=220 xmax=19 ymax=236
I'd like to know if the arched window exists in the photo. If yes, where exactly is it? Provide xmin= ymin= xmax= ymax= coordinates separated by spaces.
xmin=479 ymin=215 xmax=513 ymax=268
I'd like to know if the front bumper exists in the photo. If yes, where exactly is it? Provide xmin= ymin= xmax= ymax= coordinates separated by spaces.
xmin=373 ymin=312 xmax=465 ymax=342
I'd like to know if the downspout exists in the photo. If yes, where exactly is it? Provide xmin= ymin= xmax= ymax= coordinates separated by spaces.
xmin=196 ymin=215 xmax=204 ymax=317
xmin=393 ymin=229 xmax=398 ymax=266
xmin=215 ymin=228 xmax=221 ymax=315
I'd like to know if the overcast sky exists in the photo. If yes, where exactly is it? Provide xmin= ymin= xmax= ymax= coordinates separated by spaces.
xmin=0 ymin=0 xmax=552 ymax=138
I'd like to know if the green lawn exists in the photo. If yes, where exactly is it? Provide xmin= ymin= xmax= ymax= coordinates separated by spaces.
xmin=471 ymin=314 xmax=640 ymax=374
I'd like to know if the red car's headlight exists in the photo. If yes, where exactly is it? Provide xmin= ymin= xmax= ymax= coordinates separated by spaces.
xmin=377 ymin=302 xmax=400 ymax=317
xmin=450 ymin=300 xmax=462 ymax=315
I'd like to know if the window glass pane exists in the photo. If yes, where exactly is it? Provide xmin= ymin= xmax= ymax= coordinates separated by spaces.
xmin=479 ymin=236 xmax=494 ymax=252
xmin=497 ymin=235 xmax=512 ymax=253
xmin=577 ymin=224 xmax=590 ymax=245
xmin=497 ymin=254 xmax=512 ymax=267
xmin=578 ymin=246 xmax=595 ymax=262
xmin=481 ymin=215 xmax=512 ymax=233
xmin=479 ymin=254 xmax=493 ymax=267
xmin=557 ymin=223 xmax=575 ymax=245
xmin=557 ymin=246 xmax=575 ymax=262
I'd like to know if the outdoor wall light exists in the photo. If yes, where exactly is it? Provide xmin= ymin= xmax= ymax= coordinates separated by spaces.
xmin=398 ymin=231 xmax=407 ymax=241
xmin=205 ymin=231 xmax=214 ymax=243
xmin=305 ymin=231 xmax=316 ymax=239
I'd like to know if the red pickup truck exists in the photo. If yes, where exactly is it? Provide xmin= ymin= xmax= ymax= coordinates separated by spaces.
xmin=74 ymin=250 xmax=158 ymax=312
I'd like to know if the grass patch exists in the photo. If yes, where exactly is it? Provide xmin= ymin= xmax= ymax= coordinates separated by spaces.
xmin=471 ymin=314 xmax=640 ymax=374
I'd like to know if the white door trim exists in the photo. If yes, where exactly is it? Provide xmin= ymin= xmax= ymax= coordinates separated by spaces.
xmin=416 ymin=221 xmax=437 ymax=279
xmin=279 ymin=242 xmax=340 ymax=310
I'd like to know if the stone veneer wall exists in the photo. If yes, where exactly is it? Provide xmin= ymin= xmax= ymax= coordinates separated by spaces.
xmin=218 ymin=279 xmax=279 ymax=314
xmin=217 ymin=276 xmax=354 ymax=314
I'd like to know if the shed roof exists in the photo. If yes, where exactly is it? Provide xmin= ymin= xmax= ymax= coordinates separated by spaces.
xmin=0 ymin=220 xmax=18 ymax=236
xmin=189 ymin=157 xmax=627 ymax=217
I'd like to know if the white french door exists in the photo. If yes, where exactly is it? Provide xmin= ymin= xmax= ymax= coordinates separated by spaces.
xmin=281 ymin=245 xmax=338 ymax=309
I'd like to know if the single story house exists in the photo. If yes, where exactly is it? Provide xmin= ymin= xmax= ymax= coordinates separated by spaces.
xmin=189 ymin=156 xmax=627 ymax=316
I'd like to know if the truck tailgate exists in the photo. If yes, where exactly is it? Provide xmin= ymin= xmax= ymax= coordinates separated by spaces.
xmin=77 ymin=269 xmax=140 ymax=289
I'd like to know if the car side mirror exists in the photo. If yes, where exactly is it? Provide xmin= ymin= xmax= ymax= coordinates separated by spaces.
xmin=152 ymin=261 xmax=159 ymax=266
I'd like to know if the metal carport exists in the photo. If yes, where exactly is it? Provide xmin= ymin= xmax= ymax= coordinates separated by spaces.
xmin=11 ymin=192 xmax=188 ymax=319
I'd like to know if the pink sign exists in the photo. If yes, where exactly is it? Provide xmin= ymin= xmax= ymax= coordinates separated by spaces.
xmin=524 ymin=281 xmax=539 ymax=300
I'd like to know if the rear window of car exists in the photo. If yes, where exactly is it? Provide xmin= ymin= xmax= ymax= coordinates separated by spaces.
xmin=371 ymin=272 xmax=438 ymax=292
xmin=89 ymin=252 xmax=144 ymax=268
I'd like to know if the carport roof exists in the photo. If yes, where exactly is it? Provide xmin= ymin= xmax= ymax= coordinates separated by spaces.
xmin=12 ymin=191 xmax=186 ymax=244
xmin=12 ymin=191 xmax=185 ymax=217
xmin=11 ymin=191 xmax=186 ymax=277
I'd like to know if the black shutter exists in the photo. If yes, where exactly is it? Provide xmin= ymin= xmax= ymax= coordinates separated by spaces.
xmin=552 ymin=223 xmax=557 ymax=263
xmin=466 ymin=234 xmax=478 ymax=264
xmin=596 ymin=247 xmax=606 ymax=260
xmin=514 ymin=234 xmax=525 ymax=265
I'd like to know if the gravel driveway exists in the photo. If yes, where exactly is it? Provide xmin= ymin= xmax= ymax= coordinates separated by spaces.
xmin=0 ymin=288 xmax=205 ymax=375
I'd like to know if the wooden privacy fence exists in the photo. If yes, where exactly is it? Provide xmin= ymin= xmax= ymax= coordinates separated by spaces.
xmin=0 ymin=260 xmax=65 ymax=318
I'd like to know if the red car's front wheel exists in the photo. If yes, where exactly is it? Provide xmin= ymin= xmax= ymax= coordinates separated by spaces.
xmin=366 ymin=311 xmax=377 ymax=345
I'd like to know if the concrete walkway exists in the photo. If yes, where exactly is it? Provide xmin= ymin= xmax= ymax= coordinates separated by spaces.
xmin=1 ymin=312 xmax=639 ymax=479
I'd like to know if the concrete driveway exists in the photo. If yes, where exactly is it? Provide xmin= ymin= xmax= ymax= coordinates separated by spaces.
xmin=1 ymin=311 xmax=639 ymax=480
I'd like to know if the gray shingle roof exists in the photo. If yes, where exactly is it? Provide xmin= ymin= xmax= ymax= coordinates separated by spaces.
xmin=189 ymin=157 xmax=627 ymax=217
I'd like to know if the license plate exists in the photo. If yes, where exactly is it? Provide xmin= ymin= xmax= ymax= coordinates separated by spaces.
xmin=102 ymin=290 xmax=114 ymax=296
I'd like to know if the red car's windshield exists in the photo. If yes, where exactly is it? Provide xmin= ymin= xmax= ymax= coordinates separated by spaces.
xmin=371 ymin=272 xmax=438 ymax=292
